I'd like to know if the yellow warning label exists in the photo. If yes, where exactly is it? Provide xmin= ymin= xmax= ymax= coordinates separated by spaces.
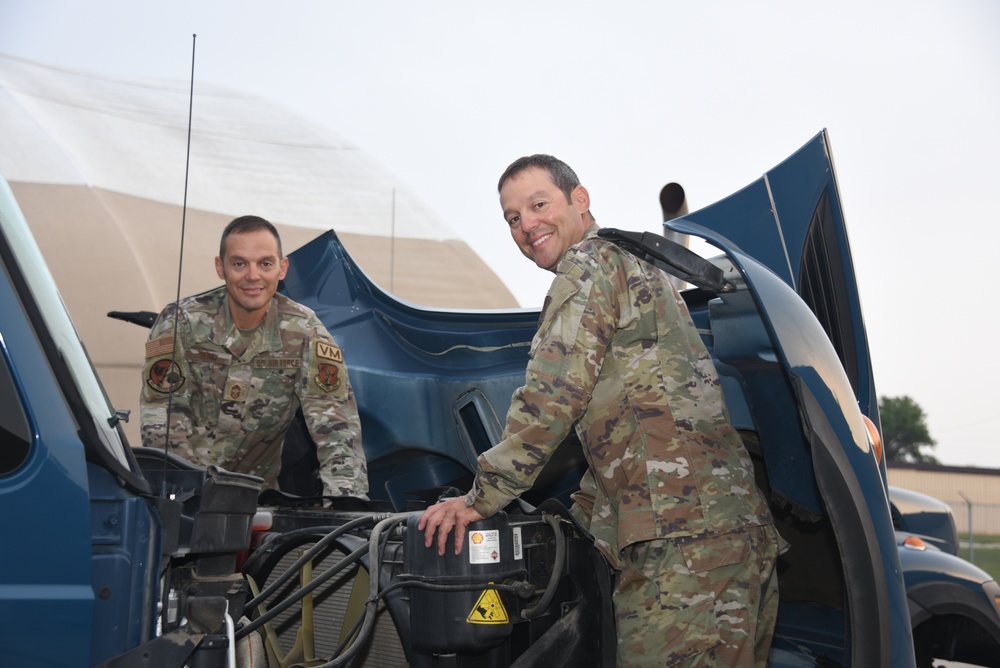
xmin=466 ymin=587 xmax=509 ymax=624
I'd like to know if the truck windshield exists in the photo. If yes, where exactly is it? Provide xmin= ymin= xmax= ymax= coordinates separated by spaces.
xmin=0 ymin=175 xmax=131 ymax=469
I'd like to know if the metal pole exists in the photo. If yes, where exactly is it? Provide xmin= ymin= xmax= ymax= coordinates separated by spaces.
xmin=958 ymin=490 xmax=974 ymax=563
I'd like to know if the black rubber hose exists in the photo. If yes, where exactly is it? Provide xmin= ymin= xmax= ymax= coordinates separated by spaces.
xmin=521 ymin=513 xmax=566 ymax=620
xmin=242 ymin=514 xmax=379 ymax=611
xmin=236 ymin=541 xmax=368 ymax=639
xmin=317 ymin=512 xmax=417 ymax=668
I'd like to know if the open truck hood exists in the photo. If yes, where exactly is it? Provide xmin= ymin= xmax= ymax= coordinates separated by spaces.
xmin=675 ymin=130 xmax=876 ymax=420
xmin=281 ymin=130 xmax=882 ymax=517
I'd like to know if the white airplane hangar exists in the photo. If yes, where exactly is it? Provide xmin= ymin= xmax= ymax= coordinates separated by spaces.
xmin=0 ymin=54 xmax=517 ymax=449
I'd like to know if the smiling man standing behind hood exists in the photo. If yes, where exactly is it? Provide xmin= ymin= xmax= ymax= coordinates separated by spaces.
xmin=139 ymin=215 xmax=368 ymax=499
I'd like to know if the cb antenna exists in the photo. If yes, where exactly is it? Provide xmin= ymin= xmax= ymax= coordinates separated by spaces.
xmin=160 ymin=34 xmax=197 ymax=494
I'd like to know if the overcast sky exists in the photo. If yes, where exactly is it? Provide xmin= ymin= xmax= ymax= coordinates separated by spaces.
xmin=2 ymin=0 xmax=998 ymax=468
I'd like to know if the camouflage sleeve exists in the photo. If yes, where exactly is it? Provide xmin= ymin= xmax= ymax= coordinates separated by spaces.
xmin=570 ymin=467 xmax=598 ymax=529
xmin=139 ymin=304 xmax=198 ymax=462
xmin=469 ymin=249 xmax=618 ymax=517
xmin=299 ymin=318 xmax=369 ymax=497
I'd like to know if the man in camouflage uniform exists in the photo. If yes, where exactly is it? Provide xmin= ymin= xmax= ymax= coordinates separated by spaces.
xmin=419 ymin=156 xmax=780 ymax=666
xmin=140 ymin=215 xmax=368 ymax=498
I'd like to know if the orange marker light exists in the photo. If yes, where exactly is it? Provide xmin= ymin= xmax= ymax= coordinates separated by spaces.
xmin=863 ymin=415 xmax=883 ymax=464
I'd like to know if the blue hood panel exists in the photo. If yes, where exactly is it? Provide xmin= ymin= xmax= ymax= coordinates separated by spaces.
xmin=672 ymin=130 xmax=877 ymax=421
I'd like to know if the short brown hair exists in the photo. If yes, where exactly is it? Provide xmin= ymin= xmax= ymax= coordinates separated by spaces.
xmin=219 ymin=215 xmax=283 ymax=259
xmin=497 ymin=154 xmax=581 ymax=203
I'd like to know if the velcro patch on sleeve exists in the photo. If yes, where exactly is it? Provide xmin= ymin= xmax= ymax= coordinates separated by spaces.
xmin=145 ymin=335 xmax=175 ymax=359
xmin=314 ymin=339 xmax=344 ymax=363
xmin=146 ymin=359 xmax=185 ymax=393
xmin=311 ymin=339 xmax=346 ymax=395
xmin=313 ymin=361 xmax=343 ymax=393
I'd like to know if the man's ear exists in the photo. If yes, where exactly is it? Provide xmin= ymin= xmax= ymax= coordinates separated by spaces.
xmin=278 ymin=256 xmax=289 ymax=280
xmin=215 ymin=256 xmax=225 ymax=280
xmin=572 ymin=184 xmax=591 ymax=215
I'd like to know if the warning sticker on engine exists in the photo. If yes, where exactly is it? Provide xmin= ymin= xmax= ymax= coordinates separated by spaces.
xmin=468 ymin=529 xmax=500 ymax=564
xmin=467 ymin=586 xmax=509 ymax=624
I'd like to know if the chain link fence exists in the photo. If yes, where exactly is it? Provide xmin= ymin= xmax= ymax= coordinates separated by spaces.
xmin=887 ymin=464 xmax=1000 ymax=539
xmin=945 ymin=499 xmax=1000 ymax=537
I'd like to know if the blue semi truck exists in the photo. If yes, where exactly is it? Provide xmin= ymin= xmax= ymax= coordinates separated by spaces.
xmin=1 ymin=130 xmax=998 ymax=667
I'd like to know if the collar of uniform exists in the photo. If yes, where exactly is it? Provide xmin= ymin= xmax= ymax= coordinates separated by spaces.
xmin=209 ymin=292 xmax=282 ymax=353
xmin=553 ymin=222 xmax=604 ymax=276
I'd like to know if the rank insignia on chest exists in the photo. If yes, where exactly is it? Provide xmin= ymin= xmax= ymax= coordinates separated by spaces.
xmin=223 ymin=379 xmax=246 ymax=403
xmin=314 ymin=363 xmax=341 ymax=393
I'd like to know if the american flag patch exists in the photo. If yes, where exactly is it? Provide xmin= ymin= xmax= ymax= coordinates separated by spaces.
xmin=145 ymin=335 xmax=174 ymax=359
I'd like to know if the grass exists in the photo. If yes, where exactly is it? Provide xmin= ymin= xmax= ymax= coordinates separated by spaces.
xmin=958 ymin=533 xmax=1000 ymax=582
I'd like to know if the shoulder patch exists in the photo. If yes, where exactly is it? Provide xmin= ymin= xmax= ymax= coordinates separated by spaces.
xmin=147 ymin=359 xmax=185 ymax=393
xmin=314 ymin=339 xmax=344 ymax=364
xmin=145 ymin=335 xmax=175 ymax=359
xmin=313 ymin=362 xmax=342 ymax=394
xmin=312 ymin=339 xmax=347 ymax=395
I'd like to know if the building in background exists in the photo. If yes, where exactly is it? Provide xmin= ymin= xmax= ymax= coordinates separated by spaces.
xmin=0 ymin=54 xmax=517 ymax=449
xmin=888 ymin=461 xmax=1000 ymax=535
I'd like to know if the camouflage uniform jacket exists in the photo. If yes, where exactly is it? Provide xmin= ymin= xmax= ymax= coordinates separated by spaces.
xmin=468 ymin=224 xmax=772 ymax=569
xmin=140 ymin=286 xmax=368 ymax=497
